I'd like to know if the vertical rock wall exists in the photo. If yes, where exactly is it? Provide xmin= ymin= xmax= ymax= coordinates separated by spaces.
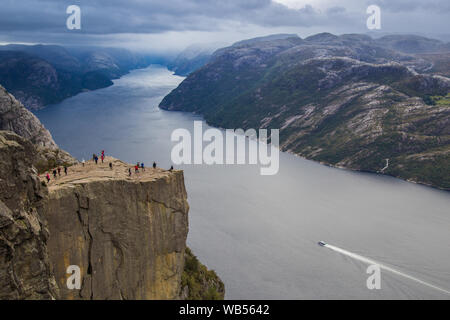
xmin=43 ymin=171 xmax=189 ymax=300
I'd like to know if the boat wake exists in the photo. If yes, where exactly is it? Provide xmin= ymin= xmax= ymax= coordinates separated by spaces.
xmin=320 ymin=242 xmax=450 ymax=296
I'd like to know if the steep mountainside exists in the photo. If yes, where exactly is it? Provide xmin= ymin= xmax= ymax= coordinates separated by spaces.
xmin=0 ymin=45 xmax=152 ymax=109
xmin=160 ymin=33 xmax=450 ymax=190
xmin=0 ymin=85 xmax=75 ymax=172
xmin=0 ymin=85 xmax=56 ymax=148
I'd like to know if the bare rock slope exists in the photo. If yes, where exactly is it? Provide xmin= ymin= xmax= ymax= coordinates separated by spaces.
xmin=0 ymin=85 xmax=76 ymax=172
xmin=0 ymin=85 xmax=56 ymax=149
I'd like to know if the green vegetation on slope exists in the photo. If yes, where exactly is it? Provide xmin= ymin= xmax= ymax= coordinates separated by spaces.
xmin=160 ymin=33 xmax=450 ymax=190
xmin=181 ymin=247 xmax=225 ymax=300
xmin=431 ymin=93 xmax=450 ymax=106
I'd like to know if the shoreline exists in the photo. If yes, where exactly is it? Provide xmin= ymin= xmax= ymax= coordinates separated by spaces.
xmin=161 ymin=106 xmax=449 ymax=193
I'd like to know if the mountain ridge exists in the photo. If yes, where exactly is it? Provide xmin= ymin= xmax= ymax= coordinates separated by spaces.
xmin=0 ymin=45 xmax=153 ymax=109
xmin=160 ymin=33 xmax=450 ymax=190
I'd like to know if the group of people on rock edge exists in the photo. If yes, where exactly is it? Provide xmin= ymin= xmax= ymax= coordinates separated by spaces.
xmin=92 ymin=150 xmax=106 ymax=164
xmin=44 ymin=149 xmax=175 ymax=183
xmin=128 ymin=161 xmax=172 ymax=177
xmin=45 ymin=165 xmax=68 ymax=183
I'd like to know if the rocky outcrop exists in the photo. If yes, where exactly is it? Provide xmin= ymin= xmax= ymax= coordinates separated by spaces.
xmin=0 ymin=131 xmax=58 ymax=299
xmin=0 ymin=133 xmax=223 ymax=299
xmin=0 ymin=85 xmax=76 ymax=172
xmin=0 ymin=85 xmax=56 ymax=149
xmin=42 ymin=158 xmax=190 ymax=299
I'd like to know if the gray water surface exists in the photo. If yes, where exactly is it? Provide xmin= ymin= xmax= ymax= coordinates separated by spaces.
xmin=35 ymin=65 xmax=450 ymax=299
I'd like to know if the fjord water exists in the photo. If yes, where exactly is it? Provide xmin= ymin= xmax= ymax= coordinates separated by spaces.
xmin=36 ymin=65 xmax=450 ymax=299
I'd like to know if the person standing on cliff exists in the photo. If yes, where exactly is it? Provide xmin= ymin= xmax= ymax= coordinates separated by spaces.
xmin=109 ymin=162 xmax=113 ymax=170
xmin=46 ymin=173 xmax=51 ymax=183
xmin=101 ymin=154 xmax=104 ymax=163
xmin=153 ymin=162 xmax=156 ymax=169
xmin=94 ymin=155 xmax=98 ymax=164
xmin=141 ymin=162 xmax=145 ymax=171
xmin=57 ymin=167 xmax=61 ymax=176
xmin=53 ymin=169 xmax=57 ymax=179
xmin=128 ymin=168 xmax=132 ymax=176
xmin=64 ymin=166 xmax=68 ymax=175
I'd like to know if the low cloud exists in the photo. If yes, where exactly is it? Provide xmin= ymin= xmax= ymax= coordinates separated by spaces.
xmin=0 ymin=0 xmax=448 ymax=52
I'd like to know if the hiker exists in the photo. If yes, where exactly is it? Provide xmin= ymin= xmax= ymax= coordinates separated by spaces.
xmin=57 ymin=167 xmax=61 ymax=176
xmin=141 ymin=162 xmax=145 ymax=171
xmin=94 ymin=155 xmax=98 ymax=164
xmin=46 ymin=173 xmax=51 ymax=183
xmin=53 ymin=169 xmax=57 ymax=179
xmin=82 ymin=158 xmax=85 ymax=167
xmin=109 ymin=162 xmax=113 ymax=170
xmin=101 ymin=150 xmax=105 ymax=157
xmin=128 ymin=168 xmax=132 ymax=176
xmin=153 ymin=162 xmax=156 ymax=169
xmin=101 ymin=155 xmax=104 ymax=163
xmin=169 ymin=165 xmax=173 ymax=171
xmin=134 ymin=165 xmax=139 ymax=173
xmin=64 ymin=166 xmax=68 ymax=175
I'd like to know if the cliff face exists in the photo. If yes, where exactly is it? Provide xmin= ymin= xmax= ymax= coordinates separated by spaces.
xmin=0 ymin=132 xmax=224 ymax=299
xmin=0 ymin=131 xmax=58 ymax=299
xmin=0 ymin=129 xmax=223 ymax=300
xmin=42 ymin=158 xmax=189 ymax=299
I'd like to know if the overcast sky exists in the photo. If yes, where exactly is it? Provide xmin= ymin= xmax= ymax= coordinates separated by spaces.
xmin=0 ymin=0 xmax=449 ymax=53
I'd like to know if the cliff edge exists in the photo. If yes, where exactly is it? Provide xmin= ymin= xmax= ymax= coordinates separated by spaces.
xmin=43 ymin=157 xmax=190 ymax=299
xmin=0 ymin=132 xmax=224 ymax=300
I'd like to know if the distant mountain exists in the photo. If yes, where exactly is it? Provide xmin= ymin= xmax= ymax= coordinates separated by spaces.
xmin=232 ymin=33 xmax=299 ymax=47
xmin=374 ymin=35 xmax=450 ymax=54
xmin=0 ymin=45 xmax=152 ymax=109
xmin=160 ymin=33 xmax=450 ymax=190
xmin=0 ymin=44 xmax=82 ymax=71
xmin=167 ymin=43 xmax=225 ymax=76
